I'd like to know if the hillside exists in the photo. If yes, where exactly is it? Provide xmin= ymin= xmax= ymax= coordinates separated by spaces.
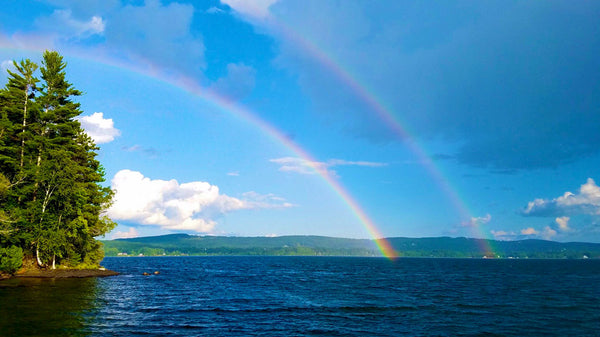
xmin=101 ymin=234 xmax=600 ymax=259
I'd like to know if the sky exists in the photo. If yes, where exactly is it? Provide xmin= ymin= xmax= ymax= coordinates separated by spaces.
xmin=1 ymin=0 xmax=600 ymax=243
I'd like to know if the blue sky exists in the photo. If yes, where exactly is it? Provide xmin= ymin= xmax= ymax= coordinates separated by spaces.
xmin=1 ymin=0 xmax=600 ymax=242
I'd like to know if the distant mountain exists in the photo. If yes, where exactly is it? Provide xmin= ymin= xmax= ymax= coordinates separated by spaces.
xmin=101 ymin=234 xmax=600 ymax=259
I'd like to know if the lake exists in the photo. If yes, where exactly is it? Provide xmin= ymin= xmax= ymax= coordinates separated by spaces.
xmin=1 ymin=257 xmax=599 ymax=336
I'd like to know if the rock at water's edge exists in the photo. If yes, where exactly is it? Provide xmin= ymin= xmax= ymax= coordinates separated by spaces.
xmin=8 ymin=269 xmax=119 ymax=279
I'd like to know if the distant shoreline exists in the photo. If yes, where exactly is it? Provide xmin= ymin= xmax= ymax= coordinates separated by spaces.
xmin=102 ymin=234 xmax=600 ymax=259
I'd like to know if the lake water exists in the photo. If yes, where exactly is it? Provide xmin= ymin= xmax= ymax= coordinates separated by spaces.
xmin=1 ymin=257 xmax=599 ymax=336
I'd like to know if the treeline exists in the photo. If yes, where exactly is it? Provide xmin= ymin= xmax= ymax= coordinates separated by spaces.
xmin=103 ymin=234 xmax=381 ymax=257
xmin=102 ymin=234 xmax=600 ymax=259
xmin=386 ymin=237 xmax=600 ymax=259
xmin=104 ymin=246 xmax=378 ymax=257
xmin=0 ymin=51 xmax=115 ymax=274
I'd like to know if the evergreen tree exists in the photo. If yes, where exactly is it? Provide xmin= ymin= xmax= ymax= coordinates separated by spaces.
xmin=0 ymin=59 xmax=40 ymax=251
xmin=0 ymin=51 xmax=115 ymax=270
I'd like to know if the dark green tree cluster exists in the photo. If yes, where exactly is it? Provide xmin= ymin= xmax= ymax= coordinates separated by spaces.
xmin=0 ymin=51 xmax=115 ymax=271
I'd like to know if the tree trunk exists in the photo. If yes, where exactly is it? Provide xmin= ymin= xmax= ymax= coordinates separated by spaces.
xmin=52 ymin=255 xmax=56 ymax=270
xmin=31 ymin=120 xmax=47 ymax=203
xmin=36 ymin=244 xmax=44 ymax=268
xmin=19 ymin=85 xmax=30 ymax=169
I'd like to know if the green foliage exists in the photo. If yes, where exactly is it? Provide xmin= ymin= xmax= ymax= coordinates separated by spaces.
xmin=0 ymin=51 xmax=115 ymax=270
xmin=102 ymin=234 xmax=382 ymax=257
xmin=0 ymin=245 xmax=23 ymax=274
xmin=102 ymin=234 xmax=600 ymax=259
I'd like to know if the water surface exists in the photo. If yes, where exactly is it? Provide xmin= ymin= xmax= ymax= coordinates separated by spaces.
xmin=1 ymin=257 xmax=599 ymax=336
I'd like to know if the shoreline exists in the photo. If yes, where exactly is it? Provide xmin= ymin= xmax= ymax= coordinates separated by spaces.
xmin=0 ymin=268 xmax=119 ymax=281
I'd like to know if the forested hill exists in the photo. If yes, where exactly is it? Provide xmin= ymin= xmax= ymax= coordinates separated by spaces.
xmin=102 ymin=234 xmax=600 ymax=259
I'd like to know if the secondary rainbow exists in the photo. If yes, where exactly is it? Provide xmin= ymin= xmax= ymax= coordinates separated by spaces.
xmin=267 ymin=20 xmax=496 ymax=256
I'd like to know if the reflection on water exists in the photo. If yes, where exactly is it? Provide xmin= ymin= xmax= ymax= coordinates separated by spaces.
xmin=0 ymin=277 xmax=101 ymax=336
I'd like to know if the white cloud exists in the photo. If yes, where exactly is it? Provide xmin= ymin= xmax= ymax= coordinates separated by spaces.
xmin=220 ymin=0 xmax=279 ymax=19
xmin=518 ymin=226 xmax=557 ymax=240
xmin=78 ymin=112 xmax=120 ymax=144
xmin=227 ymin=172 xmax=240 ymax=176
xmin=462 ymin=214 xmax=491 ymax=227
xmin=490 ymin=230 xmax=516 ymax=240
xmin=521 ymin=227 xmax=538 ymax=235
xmin=555 ymin=216 xmax=571 ymax=231
xmin=1 ymin=60 xmax=15 ymax=72
xmin=523 ymin=178 xmax=600 ymax=217
xmin=270 ymin=157 xmax=386 ymax=176
xmin=541 ymin=226 xmax=557 ymax=240
xmin=107 ymin=170 xmax=291 ymax=233
xmin=35 ymin=9 xmax=105 ymax=39
xmin=109 ymin=227 xmax=139 ymax=239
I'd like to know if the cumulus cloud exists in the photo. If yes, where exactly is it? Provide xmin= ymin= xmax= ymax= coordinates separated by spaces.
xmin=270 ymin=157 xmax=386 ymax=176
xmin=555 ymin=216 xmax=571 ymax=232
xmin=107 ymin=170 xmax=291 ymax=233
xmin=35 ymin=9 xmax=105 ymax=39
xmin=77 ymin=112 xmax=120 ymax=144
xmin=209 ymin=63 xmax=256 ymax=100
xmin=521 ymin=227 xmax=538 ymax=235
xmin=462 ymin=214 xmax=491 ymax=227
xmin=220 ymin=0 xmax=279 ymax=19
xmin=522 ymin=178 xmax=600 ymax=217
xmin=541 ymin=226 xmax=557 ymax=240
xmin=109 ymin=227 xmax=139 ymax=240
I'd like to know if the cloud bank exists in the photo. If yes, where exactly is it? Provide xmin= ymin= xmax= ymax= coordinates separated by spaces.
xmin=522 ymin=178 xmax=600 ymax=217
xmin=236 ymin=1 xmax=600 ymax=170
xmin=108 ymin=170 xmax=291 ymax=232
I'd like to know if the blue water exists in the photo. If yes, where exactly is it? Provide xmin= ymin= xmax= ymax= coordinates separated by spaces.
xmin=1 ymin=257 xmax=599 ymax=336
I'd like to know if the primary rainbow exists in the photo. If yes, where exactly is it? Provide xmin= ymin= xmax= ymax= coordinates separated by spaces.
xmin=0 ymin=44 xmax=399 ymax=258
xmin=266 ymin=20 xmax=496 ymax=257
xmin=170 ymin=75 xmax=400 ymax=258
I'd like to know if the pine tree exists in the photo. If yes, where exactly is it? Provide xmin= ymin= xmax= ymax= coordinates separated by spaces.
xmin=0 ymin=51 xmax=116 ymax=270
xmin=0 ymin=59 xmax=40 ymax=251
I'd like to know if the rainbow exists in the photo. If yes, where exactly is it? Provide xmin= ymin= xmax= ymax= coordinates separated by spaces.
xmin=265 ymin=19 xmax=497 ymax=257
xmin=0 ymin=44 xmax=399 ymax=258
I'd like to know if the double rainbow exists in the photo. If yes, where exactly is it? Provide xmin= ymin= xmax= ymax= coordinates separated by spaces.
xmin=1 ymin=18 xmax=498 ymax=258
